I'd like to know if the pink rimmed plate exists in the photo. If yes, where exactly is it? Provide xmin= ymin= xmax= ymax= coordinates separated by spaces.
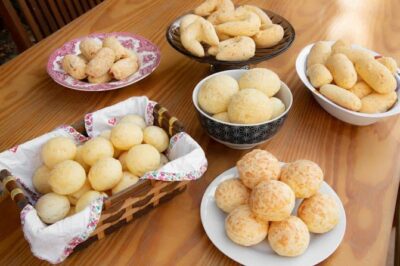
xmin=47 ymin=32 xmax=161 ymax=92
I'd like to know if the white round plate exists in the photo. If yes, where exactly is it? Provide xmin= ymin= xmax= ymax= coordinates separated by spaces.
xmin=200 ymin=166 xmax=346 ymax=266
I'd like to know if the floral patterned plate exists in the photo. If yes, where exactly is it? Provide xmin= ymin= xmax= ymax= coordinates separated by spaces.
xmin=47 ymin=32 xmax=161 ymax=92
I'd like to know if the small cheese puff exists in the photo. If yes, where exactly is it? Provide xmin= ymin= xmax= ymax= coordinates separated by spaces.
xmin=306 ymin=63 xmax=333 ymax=88
xmin=88 ymin=157 xmax=123 ymax=191
xmin=118 ymin=152 xmax=128 ymax=171
xmin=215 ymin=36 xmax=256 ymax=61
xmin=212 ymin=112 xmax=230 ymax=122
xmin=228 ymin=89 xmax=273 ymax=124
xmin=307 ymin=41 xmax=331 ymax=68
xmin=181 ymin=19 xmax=219 ymax=57
xmin=67 ymin=179 xmax=92 ymax=205
xmin=239 ymin=68 xmax=281 ymax=97
xmin=49 ymin=160 xmax=86 ymax=195
xmin=320 ymin=84 xmax=362 ymax=111
xmin=41 ymin=136 xmax=77 ymax=168
xmin=237 ymin=5 xmax=272 ymax=27
xmin=216 ymin=10 xmax=261 ymax=37
xmin=270 ymin=97 xmax=286 ymax=119
xmin=81 ymin=137 xmax=114 ymax=166
xmin=249 ymin=180 xmax=295 ymax=222
xmin=355 ymin=57 xmax=397 ymax=94
xmin=110 ymin=123 xmax=143 ymax=150
xmin=237 ymin=149 xmax=281 ymax=189
xmin=111 ymin=171 xmax=139 ymax=194
xmin=349 ymin=81 xmax=373 ymax=99
xmin=159 ymin=154 xmax=169 ymax=167
xmin=360 ymin=91 xmax=398 ymax=113
xmin=331 ymin=39 xmax=350 ymax=54
xmin=126 ymin=144 xmax=160 ymax=176
xmin=280 ymin=160 xmax=323 ymax=199
xmin=103 ymin=36 xmax=130 ymax=60
xmin=268 ymin=216 xmax=310 ymax=257
xmin=225 ymin=205 xmax=268 ymax=246
xmin=88 ymin=72 xmax=113 ymax=84
xmin=325 ymin=53 xmax=357 ymax=89
xmin=75 ymin=190 xmax=102 ymax=212
xmin=36 ymin=193 xmax=70 ymax=224
xmin=74 ymin=145 xmax=90 ymax=173
xmin=79 ymin=38 xmax=102 ymax=60
xmin=119 ymin=114 xmax=146 ymax=129
xmin=110 ymin=57 xmax=139 ymax=80
xmin=143 ymin=126 xmax=169 ymax=152
xmin=377 ymin=56 xmax=398 ymax=74
xmin=86 ymin=47 xmax=115 ymax=78
xmin=62 ymin=55 xmax=87 ymax=80
xmin=194 ymin=0 xmax=234 ymax=16
xmin=198 ymin=74 xmax=239 ymax=114
xmin=298 ymin=193 xmax=340 ymax=233
xmin=252 ymin=24 xmax=284 ymax=49
xmin=32 ymin=165 xmax=52 ymax=194
xmin=215 ymin=178 xmax=250 ymax=213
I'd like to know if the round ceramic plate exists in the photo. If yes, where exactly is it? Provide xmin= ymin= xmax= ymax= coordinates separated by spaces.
xmin=200 ymin=166 xmax=346 ymax=266
xmin=47 ymin=32 xmax=161 ymax=92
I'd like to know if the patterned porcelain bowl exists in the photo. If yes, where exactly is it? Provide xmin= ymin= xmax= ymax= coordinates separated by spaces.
xmin=192 ymin=69 xmax=293 ymax=149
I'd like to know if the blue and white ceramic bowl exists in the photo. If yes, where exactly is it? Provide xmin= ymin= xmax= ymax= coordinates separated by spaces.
xmin=193 ymin=69 xmax=293 ymax=149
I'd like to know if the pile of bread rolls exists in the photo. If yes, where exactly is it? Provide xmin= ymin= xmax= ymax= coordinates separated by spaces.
xmin=215 ymin=149 xmax=340 ymax=257
xmin=307 ymin=40 xmax=398 ymax=113
xmin=33 ymin=115 xmax=170 ymax=224
xmin=62 ymin=37 xmax=139 ymax=84
xmin=179 ymin=0 xmax=284 ymax=61
xmin=198 ymin=68 xmax=285 ymax=124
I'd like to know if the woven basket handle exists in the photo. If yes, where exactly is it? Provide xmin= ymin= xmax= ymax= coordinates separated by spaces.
xmin=153 ymin=104 xmax=184 ymax=136
xmin=0 ymin=170 xmax=29 ymax=210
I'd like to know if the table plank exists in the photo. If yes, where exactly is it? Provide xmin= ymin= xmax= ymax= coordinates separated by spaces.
xmin=0 ymin=0 xmax=399 ymax=265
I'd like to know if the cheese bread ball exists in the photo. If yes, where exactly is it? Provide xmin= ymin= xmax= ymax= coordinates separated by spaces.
xmin=349 ymin=81 xmax=373 ymax=99
xmin=110 ymin=123 xmax=143 ymax=150
xmin=74 ymin=145 xmax=90 ymax=173
xmin=306 ymin=63 xmax=333 ymax=88
xmin=298 ymin=193 xmax=340 ymax=233
xmin=355 ymin=57 xmax=396 ymax=94
xmin=270 ymin=97 xmax=286 ymax=119
xmin=212 ymin=112 xmax=230 ymax=122
xmin=36 ymin=193 xmax=70 ymax=224
xmin=225 ymin=205 xmax=268 ymax=246
xmin=143 ymin=126 xmax=169 ymax=152
xmin=215 ymin=178 xmax=250 ymax=213
xmin=228 ymin=89 xmax=273 ymax=124
xmin=49 ymin=160 xmax=86 ymax=195
xmin=99 ymin=130 xmax=111 ymax=139
xmin=280 ymin=160 xmax=323 ymax=198
xmin=118 ymin=151 xmax=128 ymax=171
xmin=68 ymin=179 xmax=92 ymax=205
xmin=198 ymin=75 xmax=239 ymax=114
xmin=360 ymin=91 xmax=397 ymax=114
xmin=160 ymin=153 xmax=169 ymax=167
xmin=377 ymin=56 xmax=398 ymax=74
xmin=307 ymin=41 xmax=331 ymax=68
xmin=126 ymin=144 xmax=160 ymax=176
xmin=88 ymin=157 xmax=123 ymax=191
xmin=268 ymin=216 xmax=310 ymax=257
xmin=79 ymin=38 xmax=102 ymax=60
xmin=238 ymin=68 xmax=281 ymax=97
xmin=249 ymin=180 xmax=295 ymax=222
xmin=32 ymin=165 xmax=52 ymax=194
xmin=41 ymin=136 xmax=77 ymax=168
xmin=111 ymin=171 xmax=140 ymax=194
xmin=237 ymin=149 xmax=281 ymax=189
xmin=75 ymin=190 xmax=102 ymax=212
xmin=119 ymin=114 xmax=146 ymax=129
xmin=325 ymin=53 xmax=357 ymax=89
xmin=81 ymin=137 xmax=114 ymax=166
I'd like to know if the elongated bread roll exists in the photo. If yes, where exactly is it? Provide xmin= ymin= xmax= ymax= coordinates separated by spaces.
xmin=360 ymin=92 xmax=397 ymax=113
xmin=62 ymin=55 xmax=87 ymax=80
xmin=306 ymin=64 xmax=333 ymax=88
xmin=349 ymin=81 xmax=372 ymax=99
xmin=307 ymin=42 xmax=331 ymax=68
xmin=103 ymin=36 xmax=130 ymax=60
xmin=86 ymin=47 xmax=115 ymax=78
xmin=320 ymin=84 xmax=361 ymax=111
xmin=325 ymin=53 xmax=357 ymax=89
xmin=110 ymin=57 xmax=139 ymax=80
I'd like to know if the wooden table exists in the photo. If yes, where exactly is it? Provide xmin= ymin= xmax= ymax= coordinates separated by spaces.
xmin=0 ymin=0 xmax=399 ymax=265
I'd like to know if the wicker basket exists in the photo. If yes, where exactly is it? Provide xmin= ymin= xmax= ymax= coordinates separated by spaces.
xmin=0 ymin=103 xmax=188 ymax=251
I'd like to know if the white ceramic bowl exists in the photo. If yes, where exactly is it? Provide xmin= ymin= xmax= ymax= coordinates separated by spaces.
xmin=192 ymin=69 xmax=293 ymax=149
xmin=296 ymin=41 xmax=400 ymax=126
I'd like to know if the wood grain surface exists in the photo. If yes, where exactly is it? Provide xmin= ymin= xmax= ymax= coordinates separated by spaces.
xmin=0 ymin=0 xmax=400 ymax=265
